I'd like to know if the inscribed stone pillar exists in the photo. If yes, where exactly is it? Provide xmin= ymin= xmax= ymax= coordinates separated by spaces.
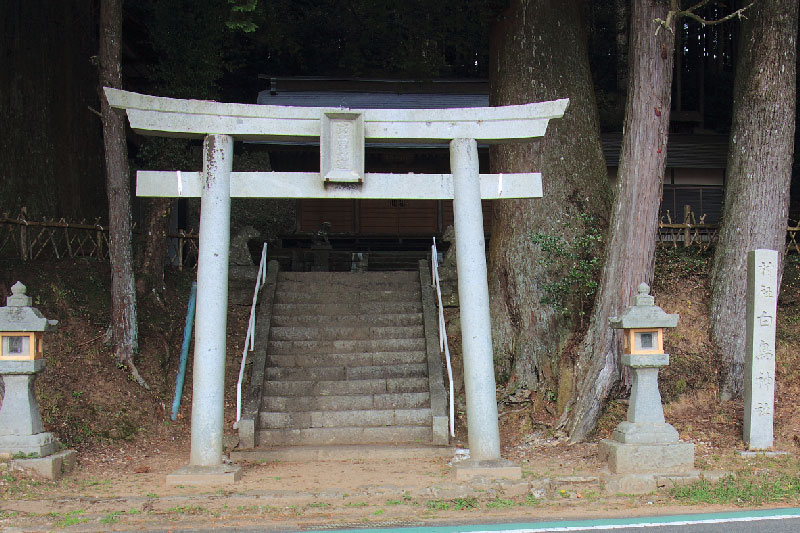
xmin=744 ymin=249 xmax=779 ymax=450
xmin=450 ymin=138 xmax=501 ymax=461
xmin=190 ymin=134 xmax=233 ymax=467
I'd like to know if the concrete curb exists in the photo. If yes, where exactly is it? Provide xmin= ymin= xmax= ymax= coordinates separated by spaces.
xmin=419 ymin=259 xmax=449 ymax=446
xmin=238 ymin=260 xmax=280 ymax=449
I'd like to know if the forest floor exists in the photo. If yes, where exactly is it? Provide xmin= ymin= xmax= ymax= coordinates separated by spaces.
xmin=0 ymin=248 xmax=799 ymax=530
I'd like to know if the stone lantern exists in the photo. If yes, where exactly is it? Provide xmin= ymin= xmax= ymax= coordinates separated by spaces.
xmin=0 ymin=282 xmax=59 ymax=457
xmin=600 ymin=283 xmax=695 ymax=486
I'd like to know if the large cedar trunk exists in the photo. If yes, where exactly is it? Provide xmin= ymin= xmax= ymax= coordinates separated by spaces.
xmin=560 ymin=0 xmax=675 ymax=441
xmin=100 ymin=0 xmax=144 ymax=386
xmin=136 ymin=198 xmax=173 ymax=299
xmin=0 ymin=0 xmax=106 ymax=220
xmin=615 ymin=0 xmax=630 ymax=109
xmin=488 ymin=0 xmax=611 ymax=400
xmin=710 ymin=0 xmax=798 ymax=400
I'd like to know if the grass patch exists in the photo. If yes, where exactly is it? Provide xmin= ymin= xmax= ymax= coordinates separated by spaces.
xmin=100 ymin=511 xmax=121 ymax=524
xmin=486 ymin=498 xmax=514 ymax=509
xmin=671 ymin=471 xmax=800 ymax=506
xmin=166 ymin=504 xmax=207 ymax=515
xmin=308 ymin=502 xmax=330 ymax=509
xmin=523 ymin=494 xmax=541 ymax=506
xmin=452 ymin=497 xmax=480 ymax=510
xmin=53 ymin=509 xmax=88 ymax=528
xmin=425 ymin=499 xmax=450 ymax=511
xmin=344 ymin=501 xmax=369 ymax=507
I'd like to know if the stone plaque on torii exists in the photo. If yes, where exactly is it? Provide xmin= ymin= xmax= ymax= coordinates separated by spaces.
xmin=105 ymin=88 xmax=568 ymax=483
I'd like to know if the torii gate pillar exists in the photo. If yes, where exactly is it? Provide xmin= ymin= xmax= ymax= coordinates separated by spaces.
xmin=450 ymin=139 xmax=520 ymax=480
xmin=451 ymin=139 xmax=500 ymax=460
xmin=166 ymin=134 xmax=242 ymax=485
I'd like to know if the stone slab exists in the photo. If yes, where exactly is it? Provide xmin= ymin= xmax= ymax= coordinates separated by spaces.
xmin=599 ymin=439 xmax=694 ymax=474
xmin=0 ymin=432 xmax=59 ymax=458
xmin=432 ymin=415 xmax=449 ymax=446
xmin=621 ymin=354 xmax=669 ymax=368
xmin=736 ymin=450 xmax=788 ymax=457
xmin=9 ymin=449 xmax=76 ymax=481
xmin=166 ymin=464 xmax=242 ymax=486
xmin=612 ymin=421 xmax=679 ymax=444
xmin=453 ymin=459 xmax=522 ymax=481
xmin=603 ymin=471 xmax=702 ymax=495
xmin=0 ymin=359 xmax=46 ymax=374
xmin=603 ymin=473 xmax=657 ymax=494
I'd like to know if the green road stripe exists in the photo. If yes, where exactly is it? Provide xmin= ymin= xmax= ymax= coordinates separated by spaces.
xmin=310 ymin=507 xmax=800 ymax=533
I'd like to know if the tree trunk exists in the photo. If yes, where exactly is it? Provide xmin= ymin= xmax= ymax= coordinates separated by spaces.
xmin=710 ymin=0 xmax=798 ymax=400
xmin=615 ymin=0 xmax=630 ymax=109
xmin=100 ymin=0 xmax=146 ymax=388
xmin=488 ymin=0 xmax=611 ymax=401
xmin=560 ymin=0 xmax=676 ymax=441
xmin=136 ymin=198 xmax=173 ymax=300
xmin=0 ymin=0 xmax=106 ymax=220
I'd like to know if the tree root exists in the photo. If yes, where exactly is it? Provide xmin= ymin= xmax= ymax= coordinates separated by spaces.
xmin=120 ymin=356 xmax=150 ymax=390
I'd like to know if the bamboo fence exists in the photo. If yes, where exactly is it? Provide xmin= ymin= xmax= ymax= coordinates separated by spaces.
xmin=2 ymin=205 xmax=799 ymax=265
xmin=0 ymin=210 xmax=199 ymax=270
xmin=658 ymin=204 xmax=800 ymax=254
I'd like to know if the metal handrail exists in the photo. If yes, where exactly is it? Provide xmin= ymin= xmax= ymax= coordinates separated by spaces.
xmin=234 ymin=243 xmax=268 ymax=427
xmin=431 ymin=238 xmax=455 ymax=438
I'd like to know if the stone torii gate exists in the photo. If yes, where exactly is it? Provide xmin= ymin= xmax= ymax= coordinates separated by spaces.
xmin=105 ymin=88 xmax=568 ymax=483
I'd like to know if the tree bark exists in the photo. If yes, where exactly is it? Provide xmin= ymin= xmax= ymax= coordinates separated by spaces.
xmin=560 ymin=0 xmax=676 ymax=441
xmin=100 ymin=0 xmax=146 ymax=388
xmin=615 ymin=0 xmax=630 ymax=109
xmin=710 ymin=0 xmax=798 ymax=400
xmin=0 ymin=0 xmax=106 ymax=220
xmin=488 ymin=0 xmax=611 ymax=401
xmin=136 ymin=198 xmax=173 ymax=300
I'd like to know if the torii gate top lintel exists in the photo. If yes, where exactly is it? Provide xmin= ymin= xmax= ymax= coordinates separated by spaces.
xmin=103 ymin=87 xmax=569 ymax=144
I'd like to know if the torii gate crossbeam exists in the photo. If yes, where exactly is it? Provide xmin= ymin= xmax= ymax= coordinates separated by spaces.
xmin=104 ymin=88 xmax=568 ymax=484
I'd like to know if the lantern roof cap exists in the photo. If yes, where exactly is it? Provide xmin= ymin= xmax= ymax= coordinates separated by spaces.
xmin=0 ymin=282 xmax=58 ymax=332
xmin=609 ymin=283 xmax=679 ymax=329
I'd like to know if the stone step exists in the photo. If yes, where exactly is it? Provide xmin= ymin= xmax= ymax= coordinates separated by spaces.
xmin=271 ymin=313 xmax=423 ymax=328
xmin=265 ymin=363 xmax=427 ymax=381
xmin=278 ymin=271 xmax=419 ymax=283
xmin=267 ymin=338 xmax=425 ymax=354
xmin=261 ymin=392 xmax=430 ymax=412
xmin=231 ymin=445 xmax=455 ymax=462
xmin=263 ymin=377 xmax=429 ymax=397
xmin=273 ymin=289 xmax=420 ymax=305
xmin=259 ymin=408 xmax=432 ymax=429
xmin=269 ymin=351 xmax=427 ymax=368
xmin=276 ymin=279 xmax=419 ymax=292
xmin=269 ymin=325 xmax=425 ymax=341
xmin=257 ymin=425 xmax=432 ymax=446
xmin=271 ymin=302 xmax=423 ymax=316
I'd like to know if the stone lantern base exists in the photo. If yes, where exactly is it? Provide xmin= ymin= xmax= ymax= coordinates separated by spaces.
xmin=600 ymin=354 xmax=696 ymax=493
xmin=0 ymin=432 xmax=59 ymax=458
xmin=0 ymin=360 xmax=75 ymax=479
xmin=599 ymin=439 xmax=694 ymax=475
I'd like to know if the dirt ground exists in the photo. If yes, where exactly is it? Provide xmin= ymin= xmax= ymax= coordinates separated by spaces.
xmin=0 ymin=253 xmax=799 ymax=530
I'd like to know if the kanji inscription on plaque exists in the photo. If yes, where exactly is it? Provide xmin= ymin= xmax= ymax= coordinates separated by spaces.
xmin=744 ymin=249 xmax=778 ymax=450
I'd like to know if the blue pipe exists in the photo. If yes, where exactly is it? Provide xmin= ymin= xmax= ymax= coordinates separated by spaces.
xmin=171 ymin=281 xmax=197 ymax=421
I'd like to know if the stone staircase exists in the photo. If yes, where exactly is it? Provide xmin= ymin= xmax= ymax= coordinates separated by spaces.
xmin=249 ymin=267 xmax=448 ymax=448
